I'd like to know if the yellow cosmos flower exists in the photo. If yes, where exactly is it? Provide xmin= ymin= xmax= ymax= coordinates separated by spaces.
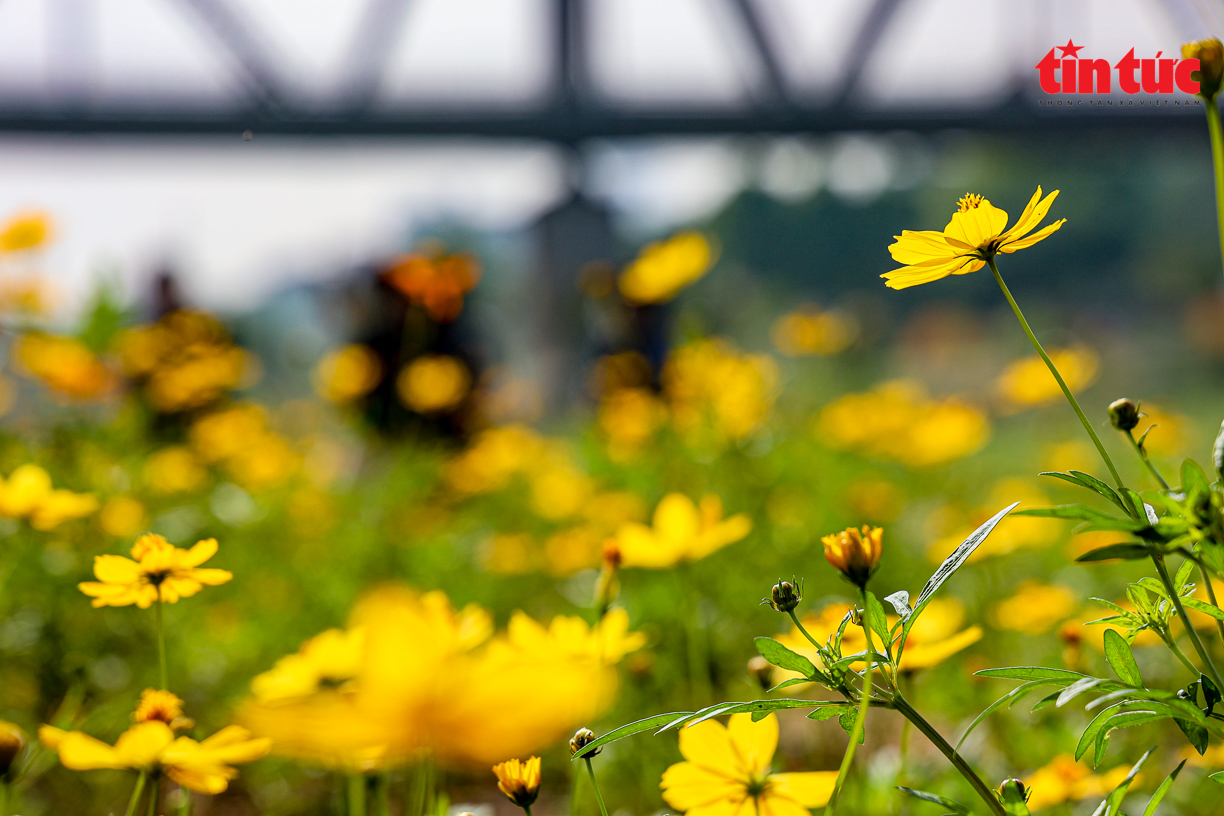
xmin=661 ymin=713 xmax=836 ymax=816
xmin=1022 ymin=754 xmax=1133 ymax=812
xmin=884 ymin=188 xmax=1065 ymax=289
xmin=665 ymin=339 xmax=778 ymax=444
xmin=996 ymin=347 xmax=1098 ymax=410
xmin=614 ymin=493 xmax=752 ymax=569
xmin=397 ymin=355 xmax=471 ymax=414
xmin=619 ymin=232 xmax=713 ymax=305
xmin=133 ymin=688 xmax=194 ymax=731
xmin=143 ymin=446 xmax=209 ymax=494
xmin=312 ymin=344 xmax=383 ymax=403
xmin=493 ymin=756 xmax=541 ymax=810
xmin=39 ymin=721 xmax=269 ymax=795
xmin=251 ymin=627 xmax=366 ymax=704
xmin=598 ymin=387 xmax=668 ymax=460
xmin=78 ymin=534 xmax=233 ymax=608
xmin=990 ymin=581 xmax=1077 ymax=635
xmin=0 ymin=464 xmax=98 ymax=530
xmin=821 ymin=525 xmax=882 ymax=587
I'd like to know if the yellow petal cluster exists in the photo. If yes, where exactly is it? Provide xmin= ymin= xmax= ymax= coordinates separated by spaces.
xmin=884 ymin=188 xmax=1064 ymax=290
xmin=1021 ymin=754 xmax=1133 ymax=812
xmin=397 ymin=354 xmax=471 ymax=414
xmin=995 ymin=347 xmax=1098 ymax=410
xmin=619 ymin=232 xmax=712 ymax=305
xmin=0 ymin=211 xmax=51 ymax=252
xmin=14 ymin=333 xmax=114 ymax=399
xmin=238 ymin=585 xmax=646 ymax=771
xmin=78 ymin=534 xmax=233 ymax=608
xmin=664 ymin=339 xmax=778 ymax=445
xmin=493 ymin=756 xmax=541 ymax=808
xmin=661 ymin=713 xmax=836 ymax=816
xmin=770 ymin=306 xmax=857 ymax=357
xmin=989 ymin=581 xmax=1078 ymax=635
xmin=117 ymin=310 xmax=251 ymax=413
xmin=39 ymin=721 xmax=269 ymax=795
xmin=189 ymin=404 xmax=299 ymax=490
xmin=817 ymin=380 xmax=989 ymax=468
xmin=925 ymin=478 xmax=1061 ymax=564
xmin=598 ymin=387 xmax=668 ymax=461
xmin=0 ymin=464 xmax=98 ymax=530
xmin=821 ymin=525 xmax=882 ymax=586
xmin=312 ymin=344 xmax=383 ymax=403
xmin=614 ymin=493 xmax=751 ymax=569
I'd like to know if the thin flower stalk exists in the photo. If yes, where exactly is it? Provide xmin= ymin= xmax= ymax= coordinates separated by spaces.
xmin=1152 ymin=554 xmax=1224 ymax=690
xmin=124 ymin=771 xmax=148 ymax=816
xmin=583 ymin=757 xmax=610 ymax=816
xmin=824 ymin=593 xmax=874 ymax=816
xmin=1207 ymin=100 xmax=1224 ymax=279
xmin=1126 ymin=430 xmax=1170 ymax=490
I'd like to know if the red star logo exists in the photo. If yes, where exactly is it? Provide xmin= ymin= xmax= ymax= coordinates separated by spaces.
xmin=1056 ymin=39 xmax=1084 ymax=59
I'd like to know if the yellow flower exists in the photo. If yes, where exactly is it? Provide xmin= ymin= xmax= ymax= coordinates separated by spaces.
xmin=39 ymin=721 xmax=269 ymax=795
xmin=493 ymin=756 xmax=541 ymax=809
xmin=598 ymin=387 xmax=668 ymax=460
xmin=990 ymin=582 xmax=1077 ymax=635
xmin=14 ymin=333 xmax=114 ymax=399
xmin=0 ymin=211 xmax=51 ymax=251
xmin=133 ymin=688 xmax=194 ymax=731
xmin=443 ymin=425 xmax=544 ymax=494
xmin=0 ymin=464 xmax=98 ymax=530
xmin=117 ymin=310 xmax=251 ymax=412
xmin=78 ymin=534 xmax=233 ymax=608
xmin=1134 ymin=404 xmax=1191 ymax=458
xmin=665 ymin=339 xmax=778 ymax=444
xmin=99 ymin=496 xmax=148 ymax=538
xmin=821 ymin=525 xmax=882 ymax=587
xmin=661 ymin=713 xmax=836 ymax=816
xmin=619 ymin=232 xmax=712 ymax=305
xmin=770 ymin=307 xmax=857 ymax=357
xmin=397 ymin=355 xmax=471 ymax=413
xmin=144 ymin=446 xmax=209 ymax=494
xmin=312 ymin=345 xmax=383 ymax=403
xmin=382 ymin=250 xmax=481 ymax=323
xmin=884 ymin=188 xmax=1065 ymax=290
xmin=1022 ymin=754 xmax=1133 ymax=812
xmin=996 ymin=347 xmax=1098 ymax=410
xmin=614 ymin=493 xmax=752 ymax=569
xmin=926 ymin=478 xmax=1061 ymax=563
xmin=251 ymin=627 xmax=366 ymax=704
xmin=1183 ymin=38 xmax=1224 ymax=98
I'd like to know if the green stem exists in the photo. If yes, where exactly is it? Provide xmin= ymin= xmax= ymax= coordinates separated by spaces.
xmin=0 ymin=780 xmax=8 ymax=816
xmin=787 ymin=609 xmax=823 ymax=652
xmin=177 ymin=785 xmax=191 ymax=816
xmin=891 ymin=696 xmax=1006 ymax=816
xmin=523 ymin=806 xmax=533 ymax=816
xmin=375 ymin=774 xmax=391 ymax=816
xmin=146 ymin=777 xmax=159 ymax=816
xmin=348 ymin=774 xmax=367 ymax=816
xmin=583 ymin=758 xmax=610 ymax=816
xmin=1126 ymin=431 xmax=1169 ymax=490
xmin=987 ymin=258 xmax=1123 ymax=490
xmin=1162 ymin=629 xmax=1203 ymax=678
xmin=1201 ymin=565 xmax=1224 ymax=647
xmin=1153 ymin=554 xmax=1224 ymax=690
xmin=124 ymin=771 xmax=148 ymax=816
xmin=824 ymin=591 xmax=875 ymax=816
xmin=681 ymin=567 xmax=711 ymax=703
xmin=1206 ymin=99 xmax=1224 ymax=281
xmin=156 ymin=599 xmax=168 ymax=691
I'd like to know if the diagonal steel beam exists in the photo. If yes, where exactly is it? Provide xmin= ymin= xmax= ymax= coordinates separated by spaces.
xmin=342 ymin=0 xmax=414 ymax=109
xmin=169 ymin=0 xmax=285 ymax=106
xmin=724 ymin=0 xmax=790 ymax=106
xmin=835 ymin=0 xmax=906 ymax=104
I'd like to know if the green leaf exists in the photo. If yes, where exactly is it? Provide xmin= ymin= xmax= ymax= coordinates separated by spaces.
xmin=896 ymin=787 xmax=970 ymax=815
xmin=977 ymin=666 xmax=1090 ymax=683
xmin=955 ymin=681 xmax=1045 ymax=750
xmin=1103 ymin=630 xmax=1143 ymax=687
xmin=883 ymin=590 xmax=912 ymax=618
xmin=1057 ymin=677 xmax=1106 ymax=707
xmin=1182 ymin=459 xmax=1210 ymax=495
xmin=1182 ymin=597 xmax=1224 ymax=620
xmin=1068 ymin=470 xmax=1130 ymax=513
xmin=837 ymin=708 xmax=864 ymax=744
xmin=684 ymin=698 xmax=823 ymax=727
xmin=1076 ymin=543 xmax=1152 ymax=562
xmin=1101 ymin=747 xmax=1154 ymax=816
xmin=1209 ymin=771 xmax=1224 ymax=785
xmin=754 ymin=637 xmax=822 ymax=680
xmin=864 ymin=591 xmax=891 ymax=654
xmin=569 ymin=712 xmax=694 ymax=758
xmin=806 ymin=705 xmax=849 ymax=721
xmin=1013 ymin=504 xmax=1116 ymax=521
xmin=1120 ymin=487 xmax=1148 ymax=521
xmin=1076 ymin=705 xmax=1124 ymax=762
xmin=767 ymin=677 xmax=814 ymax=693
xmin=1141 ymin=759 xmax=1185 ymax=816
xmin=1174 ymin=717 xmax=1208 ymax=754
xmin=1213 ymin=420 xmax=1224 ymax=480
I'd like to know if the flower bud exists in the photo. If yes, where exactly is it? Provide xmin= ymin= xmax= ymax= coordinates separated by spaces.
xmin=0 ymin=721 xmax=26 ymax=778
xmin=821 ymin=526 xmax=883 ymax=588
xmin=1184 ymin=38 xmax=1224 ymax=99
xmin=747 ymin=655 xmax=773 ymax=690
xmin=997 ymin=778 xmax=1030 ymax=811
xmin=569 ymin=727 xmax=601 ymax=757
xmin=493 ymin=756 xmax=541 ymax=810
xmin=763 ymin=578 xmax=802 ymax=612
xmin=1107 ymin=398 xmax=1140 ymax=432
xmin=595 ymin=539 xmax=621 ymax=613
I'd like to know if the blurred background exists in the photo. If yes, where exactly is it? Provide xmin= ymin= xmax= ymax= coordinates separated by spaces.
xmin=4 ymin=0 xmax=1224 ymax=814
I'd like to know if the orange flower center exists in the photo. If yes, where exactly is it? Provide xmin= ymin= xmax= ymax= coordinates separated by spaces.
xmin=956 ymin=193 xmax=984 ymax=212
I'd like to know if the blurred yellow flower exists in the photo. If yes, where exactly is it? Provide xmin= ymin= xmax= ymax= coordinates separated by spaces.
xmin=1135 ymin=404 xmax=1192 ymax=458
xmin=996 ymin=346 xmax=1098 ymax=410
xmin=844 ymin=479 xmax=903 ymax=523
xmin=1041 ymin=439 xmax=1096 ymax=474
xmin=0 ymin=211 xmax=51 ymax=251
xmin=990 ymin=581 xmax=1077 ymax=635
xmin=190 ymin=405 xmax=298 ymax=489
xmin=614 ymin=493 xmax=751 ymax=568
xmin=15 ymin=333 xmax=114 ymax=399
xmin=665 ymin=339 xmax=778 ymax=444
xmin=619 ymin=231 xmax=712 ymax=305
xmin=1058 ymin=605 xmax=1162 ymax=653
xmin=144 ymin=446 xmax=209 ymax=494
xmin=884 ymin=188 xmax=1064 ymax=290
xmin=133 ymin=688 xmax=193 ymax=731
xmin=926 ymin=478 xmax=1061 ymax=563
xmin=483 ymin=532 xmax=540 ymax=574
xmin=39 ymin=721 xmax=269 ymax=795
xmin=382 ymin=250 xmax=481 ymax=323
xmin=398 ymin=355 xmax=471 ymax=414
xmin=0 ymin=276 xmax=54 ymax=315
xmin=1022 ymin=754 xmax=1132 ymax=812
xmin=822 ymin=525 xmax=882 ymax=587
xmin=99 ymin=496 xmax=148 ymax=538
xmin=443 ymin=424 xmax=544 ymax=494
xmin=312 ymin=344 xmax=383 ymax=403
xmin=251 ymin=627 xmax=366 ymax=704
xmin=494 ymin=756 xmax=541 ymax=809
xmin=770 ymin=306 xmax=857 ymax=357
xmin=818 ymin=380 xmax=989 ymax=468
xmin=661 ymin=713 xmax=836 ymax=816
xmin=117 ymin=310 xmax=251 ymax=413
xmin=0 ymin=464 xmax=97 ymax=530
xmin=79 ymin=534 xmax=232 ymax=608
xmin=598 ymin=387 xmax=667 ymax=460
xmin=528 ymin=461 xmax=593 ymax=521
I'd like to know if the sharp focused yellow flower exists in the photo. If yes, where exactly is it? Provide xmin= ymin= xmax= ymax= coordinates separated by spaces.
xmin=614 ymin=493 xmax=752 ymax=569
xmin=397 ymin=354 xmax=471 ymax=414
xmin=990 ymin=581 xmax=1077 ymax=635
xmin=312 ymin=344 xmax=383 ymax=403
xmin=1022 ymin=754 xmax=1133 ymax=812
xmin=0 ymin=464 xmax=97 ymax=530
xmin=996 ymin=347 xmax=1098 ymax=410
xmin=78 ymin=534 xmax=233 ymax=608
xmin=821 ymin=525 xmax=882 ymax=587
xmin=884 ymin=188 xmax=1065 ymax=289
xmin=0 ymin=211 xmax=51 ymax=251
xmin=493 ymin=756 xmax=541 ymax=809
xmin=39 ymin=721 xmax=269 ymax=795
xmin=661 ymin=713 xmax=836 ymax=816
xmin=619 ymin=232 xmax=712 ymax=305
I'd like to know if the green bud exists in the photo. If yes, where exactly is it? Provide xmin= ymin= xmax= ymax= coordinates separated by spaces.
xmin=1108 ymin=398 xmax=1140 ymax=431
xmin=763 ymin=578 xmax=802 ymax=612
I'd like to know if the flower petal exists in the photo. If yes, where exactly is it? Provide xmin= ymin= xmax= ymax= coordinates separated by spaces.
xmin=187 ymin=568 xmax=233 ymax=586
xmin=678 ymin=718 xmax=741 ymax=776
xmin=113 ymin=722 xmax=176 ymax=767
xmin=888 ymin=231 xmax=957 ymax=265
xmin=770 ymin=772 xmax=838 ymax=808
xmin=1000 ymin=219 xmax=1065 ymax=253
xmin=181 ymin=538 xmax=219 ymax=567
xmin=54 ymin=731 xmax=128 ymax=770
xmin=661 ymin=761 xmax=744 ymax=812
xmin=900 ymin=626 xmax=983 ymax=670
xmin=166 ymin=764 xmax=233 ymax=794
xmin=944 ymin=201 xmax=1008 ymax=249
xmin=92 ymin=555 xmax=141 ymax=584
xmin=1000 ymin=188 xmax=1058 ymax=243
xmin=726 ymin=713 xmax=776 ymax=777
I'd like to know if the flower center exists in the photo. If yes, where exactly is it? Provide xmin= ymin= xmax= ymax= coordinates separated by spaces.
xmin=956 ymin=193 xmax=984 ymax=212
xmin=745 ymin=776 xmax=770 ymax=798
xmin=143 ymin=570 xmax=170 ymax=587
